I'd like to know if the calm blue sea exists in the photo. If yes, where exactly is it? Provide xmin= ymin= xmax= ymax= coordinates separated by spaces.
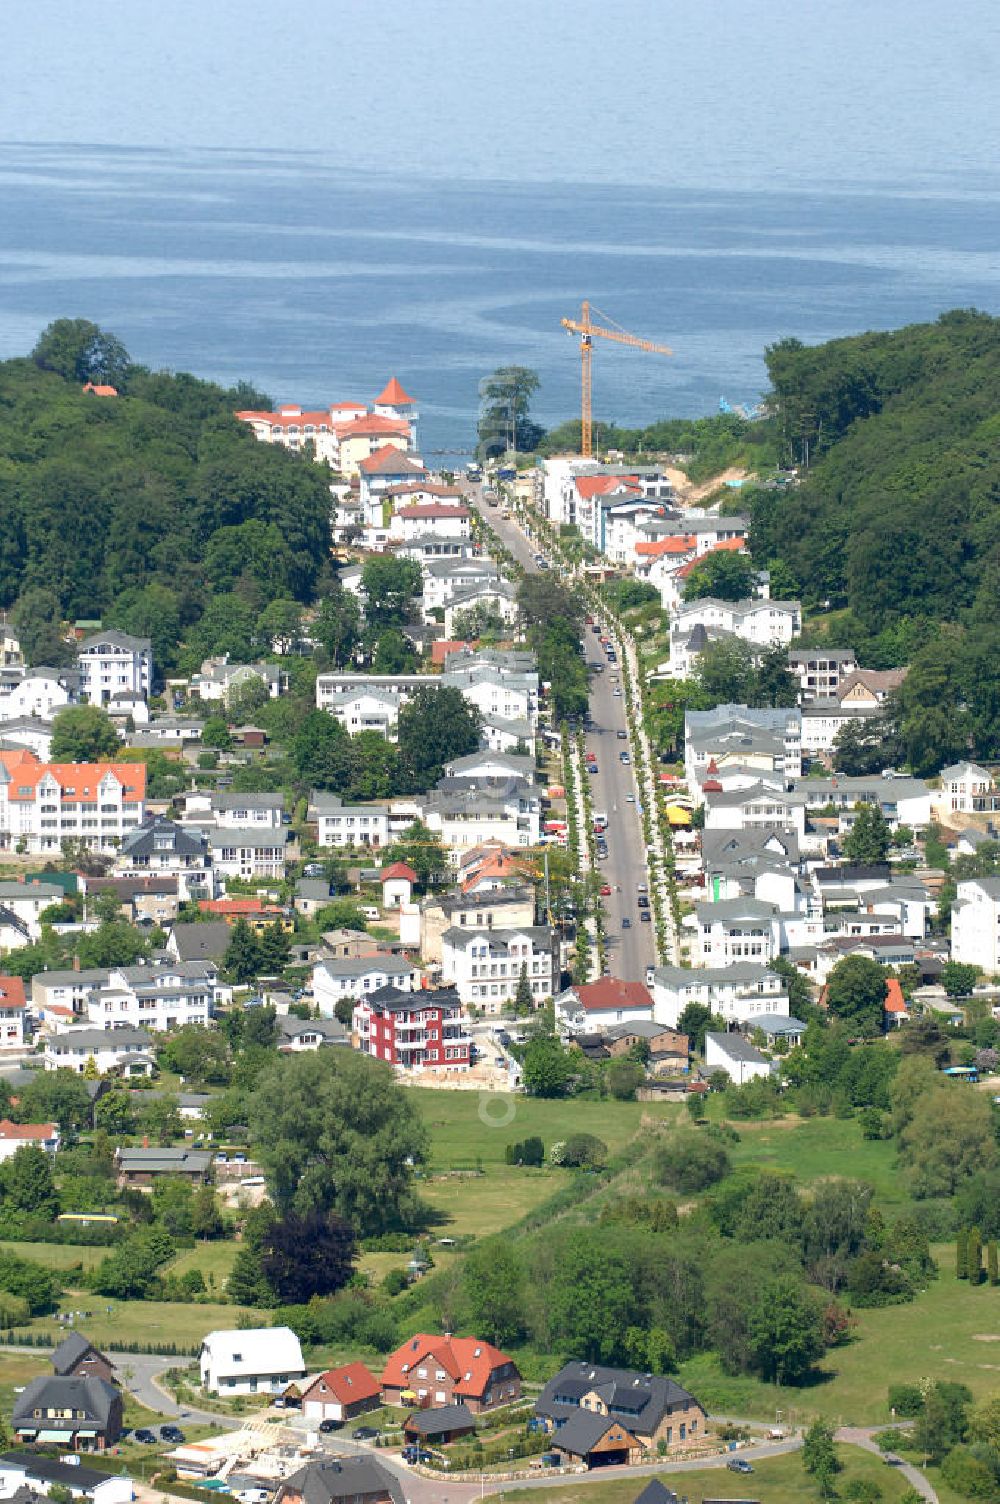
xmin=1 ymin=144 xmax=1000 ymax=455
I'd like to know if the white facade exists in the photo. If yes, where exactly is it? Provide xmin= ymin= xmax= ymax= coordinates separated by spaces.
xmin=788 ymin=650 xmax=858 ymax=703
xmin=43 ymin=1027 xmax=155 ymax=1075
xmin=936 ymin=762 xmax=995 ymax=816
xmin=650 ymin=963 xmax=789 ymax=1028
xmin=0 ymin=758 xmax=146 ymax=857
xmin=792 ymin=776 xmax=932 ymax=830
xmin=0 ymin=1122 xmax=59 ymax=1160
xmin=311 ymin=793 xmax=390 ymax=848
xmin=77 ymin=632 xmax=152 ymax=706
xmin=441 ymin=925 xmax=555 ymax=1012
xmin=671 ymin=597 xmax=801 ymax=650
xmin=800 ymin=700 xmax=880 ymax=756
xmin=693 ymin=898 xmax=782 ymax=966
xmin=0 ymin=879 xmax=67 ymax=943
xmin=81 ymin=961 xmax=224 ymax=1033
xmin=705 ymin=1030 xmax=773 ymax=1084
xmin=200 ymin=1326 xmax=306 ymax=1396
xmin=312 ymin=956 xmax=420 ymax=1013
xmin=951 ymin=878 xmax=1000 ymax=974
xmin=0 ymin=671 xmax=75 ymax=722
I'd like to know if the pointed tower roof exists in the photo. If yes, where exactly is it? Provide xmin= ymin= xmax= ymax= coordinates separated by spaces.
xmin=375 ymin=377 xmax=414 ymax=407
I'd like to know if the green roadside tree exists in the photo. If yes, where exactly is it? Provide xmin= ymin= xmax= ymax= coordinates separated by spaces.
xmin=477 ymin=366 xmax=542 ymax=457
xmin=940 ymin=961 xmax=980 ymax=999
xmin=224 ymin=919 xmax=263 ymax=984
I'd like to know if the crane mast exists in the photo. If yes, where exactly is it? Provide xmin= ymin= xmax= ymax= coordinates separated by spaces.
xmin=560 ymin=301 xmax=673 ymax=459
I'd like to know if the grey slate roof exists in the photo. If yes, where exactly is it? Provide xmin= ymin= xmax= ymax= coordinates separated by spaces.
xmin=48 ymin=1028 xmax=152 ymax=1051
xmin=276 ymin=1459 xmax=404 ymax=1504
xmin=706 ymin=1031 xmax=769 ymax=1064
xmin=405 ymin=1403 xmax=475 ymax=1436
xmin=50 ymin=1331 xmax=112 ymax=1376
xmin=116 ymin=1147 xmax=213 ymax=1173
xmin=277 ymin=1015 xmax=347 ymax=1044
xmin=552 ymin=1409 xmax=629 ymax=1456
xmin=748 ymin=1014 xmax=807 ymax=1037
xmin=0 ymin=1451 xmax=110 ymax=1492
xmin=169 ymin=922 xmax=232 ymax=962
xmin=633 ymin=1482 xmax=680 ymax=1504
xmin=13 ymin=1375 xmax=119 ymax=1430
xmin=536 ymin=1360 xmax=699 ymax=1438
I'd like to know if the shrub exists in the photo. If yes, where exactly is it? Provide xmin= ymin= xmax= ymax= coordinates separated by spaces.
xmin=560 ymin=1133 xmax=608 ymax=1170
xmin=941 ymin=1447 xmax=998 ymax=1499
xmin=652 ymin=1130 xmax=731 ymax=1192
xmin=888 ymin=1384 xmax=925 ymax=1418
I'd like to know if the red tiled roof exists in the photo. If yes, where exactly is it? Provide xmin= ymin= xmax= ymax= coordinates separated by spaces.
xmin=0 ymin=751 xmax=145 ymax=803
xmin=235 ymin=408 xmax=331 ymax=428
xmin=635 ymin=536 xmax=696 ymax=558
xmin=572 ymin=978 xmax=654 ymax=1013
xmin=381 ymin=1335 xmax=515 ymax=1397
xmin=384 ymin=483 xmax=462 ymax=500
xmin=380 ymin=862 xmax=417 ymax=884
xmin=884 ymin=978 xmax=908 ymax=1014
xmin=431 ymin=639 xmax=474 ymax=666
xmin=303 ymin=1362 xmax=381 ymax=1407
xmin=82 ymin=383 xmax=117 ymax=397
xmin=0 ymin=977 xmax=26 ymax=1009
xmin=358 ymin=444 xmax=424 ymax=475
xmin=398 ymin=504 xmax=470 ymax=520
xmin=575 ymin=474 xmax=640 ymax=501
xmin=375 ymin=377 xmax=415 ymax=407
xmin=336 ymin=415 xmax=411 ymax=439
xmin=198 ymin=898 xmax=282 ymax=916
xmin=0 ymin=1120 xmax=56 ymax=1141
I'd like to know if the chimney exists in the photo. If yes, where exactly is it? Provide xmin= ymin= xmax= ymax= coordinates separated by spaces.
xmin=72 ymin=955 xmax=80 ymax=973
xmin=143 ymin=1135 xmax=149 ymax=1148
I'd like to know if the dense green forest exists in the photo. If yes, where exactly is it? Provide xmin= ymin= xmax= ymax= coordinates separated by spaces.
xmin=0 ymin=320 xmax=334 ymax=674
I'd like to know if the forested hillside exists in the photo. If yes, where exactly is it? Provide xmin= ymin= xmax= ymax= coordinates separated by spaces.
xmin=0 ymin=321 xmax=334 ymax=673
xmin=743 ymin=310 xmax=1000 ymax=773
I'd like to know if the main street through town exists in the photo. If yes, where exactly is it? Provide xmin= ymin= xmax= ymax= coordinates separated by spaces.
xmin=466 ymin=486 xmax=656 ymax=984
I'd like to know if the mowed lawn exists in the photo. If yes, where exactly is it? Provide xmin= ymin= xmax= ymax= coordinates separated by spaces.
xmin=725 ymin=1115 xmax=911 ymax=1211
xmin=410 ymin=1089 xmax=678 ymax=1237
xmin=680 ymin=1250 xmax=1000 ymax=1426
xmin=24 ymin=1296 xmax=268 ymax=1351
xmin=167 ymin=1240 xmax=239 ymax=1294
xmin=0 ymin=1240 xmax=107 ymax=1272
xmin=503 ymin=1444 xmax=913 ymax=1504
xmin=411 ymin=1088 xmax=676 ymax=1166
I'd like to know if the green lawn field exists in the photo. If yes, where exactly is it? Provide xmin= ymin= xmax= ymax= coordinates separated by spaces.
xmin=679 ymin=1248 xmax=1000 ymax=1426
xmin=0 ymin=1240 xmax=107 ymax=1271
xmin=502 ymin=1443 xmax=913 ymax=1504
xmin=167 ymin=1240 xmax=239 ymax=1294
xmin=725 ymin=1116 xmax=911 ymax=1212
xmin=25 ymin=1295 xmax=267 ymax=1351
xmin=411 ymin=1087 xmax=677 ymax=1167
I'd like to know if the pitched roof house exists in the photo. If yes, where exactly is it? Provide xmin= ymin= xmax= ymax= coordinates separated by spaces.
xmin=13 ymin=1374 xmax=123 ymax=1450
xmin=381 ymin=1333 xmax=520 ymax=1413
xmin=300 ymin=1362 xmax=381 ymax=1422
xmin=274 ymin=1458 xmax=403 ymax=1504
xmin=50 ymin=1332 xmax=117 ymax=1384
xmin=536 ymin=1361 xmax=705 ymax=1453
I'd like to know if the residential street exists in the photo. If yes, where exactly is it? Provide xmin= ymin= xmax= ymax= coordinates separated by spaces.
xmin=467 ymin=486 xmax=655 ymax=983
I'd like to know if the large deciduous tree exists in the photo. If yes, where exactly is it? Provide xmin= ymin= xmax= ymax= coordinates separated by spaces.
xmin=248 ymin=1050 xmax=428 ymax=1234
xmin=259 ymin=1210 xmax=357 ymax=1304
xmin=682 ymin=550 xmax=757 ymax=602
xmin=843 ymin=802 xmax=892 ymax=865
xmin=361 ymin=556 xmax=422 ymax=630
xmin=397 ymin=684 xmax=481 ymax=788
xmin=32 ymin=319 xmax=131 ymax=387
xmin=823 ymin=956 xmax=887 ymax=1036
xmin=50 ymin=705 xmax=122 ymax=763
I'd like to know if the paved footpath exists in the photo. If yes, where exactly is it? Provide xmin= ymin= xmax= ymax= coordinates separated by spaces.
xmin=836 ymin=1427 xmax=938 ymax=1504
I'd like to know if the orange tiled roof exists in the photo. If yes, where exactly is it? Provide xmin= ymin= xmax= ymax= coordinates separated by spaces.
xmin=0 ymin=977 xmax=25 ymax=1009
xmin=575 ymin=474 xmax=640 ymax=501
xmin=884 ymin=978 xmax=908 ymax=1014
xmin=304 ymin=1362 xmax=381 ymax=1407
xmin=635 ymin=536 xmax=696 ymax=558
xmin=358 ymin=444 xmax=423 ymax=475
xmin=0 ymin=1119 xmax=56 ymax=1140
xmin=398 ymin=503 xmax=469 ymax=520
xmin=382 ymin=1335 xmax=514 ymax=1397
xmin=335 ymin=415 xmax=411 ymax=439
xmin=198 ymin=898 xmax=281 ymax=916
xmin=0 ymin=751 xmax=144 ymax=802
xmin=375 ymin=377 xmax=414 ymax=407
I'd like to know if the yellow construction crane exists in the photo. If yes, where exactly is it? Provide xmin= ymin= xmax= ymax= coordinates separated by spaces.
xmin=560 ymin=300 xmax=673 ymax=459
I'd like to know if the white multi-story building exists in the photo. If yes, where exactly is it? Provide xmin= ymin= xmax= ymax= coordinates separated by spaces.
xmin=441 ymin=924 xmax=556 ymax=1013
xmin=936 ymin=762 xmax=996 ymax=816
xmin=693 ymin=897 xmax=783 ymax=966
xmin=0 ymin=668 xmax=77 ymax=723
xmin=235 ymin=378 xmax=417 ymax=478
xmin=43 ymin=1026 xmax=155 ymax=1076
xmin=0 ymin=750 xmax=145 ymax=855
xmin=703 ymin=783 xmax=808 ymax=840
xmin=443 ymin=581 xmax=519 ymax=639
xmin=390 ymin=503 xmax=471 ymax=544
xmin=310 ymin=793 xmax=390 ymax=849
xmin=80 ymin=961 xmax=225 ymax=1033
xmin=115 ymin=817 xmax=216 ymax=902
xmin=77 ymin=631 xmax=152 ymax=706
xmin=0 ymin=879 xmax=68 ymax=944
xmin=951 ymin=878 xmax=1000 ymax=974
xmin=321 ymin=688 xmax=405 ymax=739
xmin=685 ymin=706 xmax=802 ymax=796
xmin=208 ymin=828 xmax=288 ymax=881
xmin=787 ymin=649 xmax=858 ymax=703
xmin=190 ymin=658 xmax=283 ymax=704
xmin=800 ymin=700 xmax=881 ymax=757
xmin=312 ymin=956 xmax=420 ymax=1014
xmin=0 ymin=974 xmax=26 ymax=1051
xmin=791 ymin=775 xmax=932 ymax=830
xmin=422 ymin=559 xmax=500 ymax=619
xmin=670 ymin=597 xmax=801 ymax=659
xmin=650 ymin=963 xmax=790 ymax=1028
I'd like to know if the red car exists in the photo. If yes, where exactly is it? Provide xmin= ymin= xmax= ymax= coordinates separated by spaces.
xmin=600 ymin=883 xmax=612 ymax=896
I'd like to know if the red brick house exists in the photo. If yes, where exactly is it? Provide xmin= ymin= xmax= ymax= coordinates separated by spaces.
xmin=301 ymin=1362 xmax=381 ymax=1423
xmin=381 ymin=1334 xmax=521 ymax=1413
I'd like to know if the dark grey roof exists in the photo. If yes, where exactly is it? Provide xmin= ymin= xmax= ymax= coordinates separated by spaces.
xmin=633 ymin=1484 xmax=679 ymax=1504
xmin=405 ymin=1403 xmax=475 ymax=1436
xmin=116 ymin=1147 xmax=213 ymax=1173
xmin=706 ymin=1031 xmax=769 ymax=1064
xmin=552 ymin=1409 xmax=626 ymax=1455
xmin=48 ymin=1028 xmax=152 ymax=1051
xmin=51 ymin=1330 xmax=112 ymax=1376
xmin=748 ymin=1014 xmax=806 ymax=1037
xmin=537 ymin=1361 xmax=699 ymax=1439
xmin=120 ymin=818 xmax=207 ymax=859
xmin=169 ymin=921 xmax=232 ymax=962
xmin=13 ymin=1375 xmax=119 ymax=1429
xmin=277 ymin=1015 xmax=347 ymax=1043
xmin=0 ymin=1450 xmax=109 ymax=1491
xmin=276 ymin=1459 xmax=404 ymax=1504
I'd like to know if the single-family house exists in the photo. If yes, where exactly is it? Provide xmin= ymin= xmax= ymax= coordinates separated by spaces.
xmin=554 ymin=978 xmax=654 ymax=1034
xmin=0 ymin=1451 xmax=131 ymax=1504
xmin=301 ymin=1363 xmax=381 ymax=1423
xmin=50 ymin=1333 xmax=117 ymax=1384
xmin=0 ymin=974 xmax=26 ymax=1049
xmin=13 ymin=1375 xmax=123 ymax=1450
xmin=705 ymin=1030 xmax=773 ymax=1083
xmin=273 ymin=1458 xmax=403 ymax=1504
xmin=200 ymin=1326 xmax=306 ymax=1396
xmin=0 ymin=1120 xmax=59 ymax=1160
xmin=312 ymin=955 xmax=420 ymax=1015
xmin=115 ymin=1146 xmax=214 ymax=1191
xmin=535 ymin=1361 xmax=705 ymax=1454
xmin=381 ymin=1333 xmax=521 ymax=1412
